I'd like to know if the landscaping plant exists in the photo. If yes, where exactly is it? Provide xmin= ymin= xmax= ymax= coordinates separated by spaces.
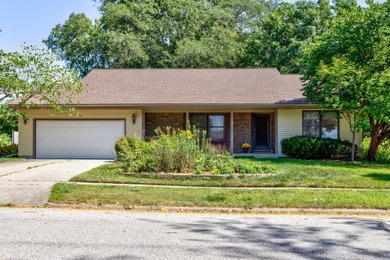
xmin=0 ymin=143 xmax=18 ymax=157
xmin=362 ymin=138 xmax=390 ymax=163
xmin=115 ymin=127 xmax=273 ymax=174
xmin=0 ymin=132 xmax=17 ymax=157
xmin=281 ymin=136 xmax=355 ymax=160
xmin=0 ymin=133 xmax=11 ymax=146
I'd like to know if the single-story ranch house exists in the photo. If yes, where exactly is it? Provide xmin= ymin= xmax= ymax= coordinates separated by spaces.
xmin=17 ymin=68 xmax=361 ymax=159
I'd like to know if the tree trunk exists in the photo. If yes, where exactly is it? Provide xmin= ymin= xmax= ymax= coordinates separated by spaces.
xmin=351 ymin=128 xmax=355 ymax=162
xmin=367 ymin=118 xmax=390 ymax=161
xmin=368 ymin=138 xmax=379 ymax=161
xmin=368 ymin=125 xmax=381 ymax=161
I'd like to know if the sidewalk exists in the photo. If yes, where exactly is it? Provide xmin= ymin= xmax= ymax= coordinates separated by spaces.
xmin=70 ymin=181 xmax=390 ymax=190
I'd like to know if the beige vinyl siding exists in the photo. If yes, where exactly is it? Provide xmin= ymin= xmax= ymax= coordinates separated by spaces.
xmin=18 ymin=108 xmax=143 ymax=158
xmin=277 ymin=109 xmax=303 ymax=156
xmin=339 ymin=114 xmax=363 ymax=144
xmin=277 ymin=109 xmax=362 ymax=157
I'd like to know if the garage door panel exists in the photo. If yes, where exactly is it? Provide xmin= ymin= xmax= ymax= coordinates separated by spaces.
xmin=36 ymin=120 xmax=125 ymax=159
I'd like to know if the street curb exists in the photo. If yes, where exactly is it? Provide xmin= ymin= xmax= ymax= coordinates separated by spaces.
xmin=45 ymin=203 xmax=390 ymax=216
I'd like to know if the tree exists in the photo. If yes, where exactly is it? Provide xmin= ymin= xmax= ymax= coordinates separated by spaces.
xmin=0 ymin=45 xmax=83 ymax=122
xmin=44 ymin=13 xmax=106 ymax=78
xmin=0 ymin=114 xmax=18 ymax=137
xmin=242 ymin=0 xmax=332 ymax=73
xmin=301 ymin=0 xmax=390 ymax=161
xmin=46 ymin=0 xmax=274 ymax=75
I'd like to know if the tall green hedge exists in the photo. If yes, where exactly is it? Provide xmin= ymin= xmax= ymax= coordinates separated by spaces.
xmin=281 ymin=136 xmax=354 ymax=160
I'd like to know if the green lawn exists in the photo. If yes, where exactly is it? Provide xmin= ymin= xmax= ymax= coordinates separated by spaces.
xmin=50 ymin=183 xmax=390 ymax=209
xmin=54 ymin=158 xmax=390 ymax=209
xmin=71 ymin=158 xmax=390 ymax=189
xmin=0 ymin=158 xmax=24 ymax=164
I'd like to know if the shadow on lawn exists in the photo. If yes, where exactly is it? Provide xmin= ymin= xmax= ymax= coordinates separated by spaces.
xmin=363 ymin=173 xmax=390 ymax=182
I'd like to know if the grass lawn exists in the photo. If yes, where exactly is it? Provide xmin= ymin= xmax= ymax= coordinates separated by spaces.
xmin=50 ymin=183 xmax=390 ymax=209
xmin=55 ymin=158 xmax=390 ymax=209
xmin=0 ymin=158 xmax=24 ymax=164
xmin=71 ymin=158 xmax=390 ymax=189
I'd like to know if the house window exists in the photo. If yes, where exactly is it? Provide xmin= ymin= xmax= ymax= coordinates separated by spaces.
xmin=190 ymin=114 xmax=225 ymax=143
xmin=303 ymin=111 xmax=339 ymax=139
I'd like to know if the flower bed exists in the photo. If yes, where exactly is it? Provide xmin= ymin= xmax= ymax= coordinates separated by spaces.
xmin=115 ymin=127 xmax=274 ymax=174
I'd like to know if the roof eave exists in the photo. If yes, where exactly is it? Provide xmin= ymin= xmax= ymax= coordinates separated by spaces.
xmin=19 ymin=102 xmax=316 ymax=109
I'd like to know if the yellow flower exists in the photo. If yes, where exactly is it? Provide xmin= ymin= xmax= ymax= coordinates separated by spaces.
xmin=241 ymin=143 xmax=251 ymax=148
xmin=186 ymin=130 xmax=193 ymax=138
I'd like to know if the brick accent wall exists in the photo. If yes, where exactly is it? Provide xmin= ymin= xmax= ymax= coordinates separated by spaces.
xmin=145 ymin=113 xmax=185 ymax=138
xmin=233 ymin=113 xmax=252 ymax=153
xmin=233 ymin=112 xmax=276 ymax=153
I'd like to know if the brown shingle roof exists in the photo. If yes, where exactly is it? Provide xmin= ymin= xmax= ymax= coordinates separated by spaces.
xmin=76 ymin=68 xmax=306 ymax=106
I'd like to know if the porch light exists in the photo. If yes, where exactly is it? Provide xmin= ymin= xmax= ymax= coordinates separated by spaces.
xmin=132 ymin=113 xmax=136 ymax=124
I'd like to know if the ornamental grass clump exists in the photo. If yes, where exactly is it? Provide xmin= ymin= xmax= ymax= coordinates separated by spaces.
xmin=153 ymin=127 xmax=208 ymax=173
xmin=115 ymin=127 xmax=273 ymax=174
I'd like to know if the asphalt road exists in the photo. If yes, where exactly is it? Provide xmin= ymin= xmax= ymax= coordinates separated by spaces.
xmin=0 ymin=208 xmax=389 ymax=259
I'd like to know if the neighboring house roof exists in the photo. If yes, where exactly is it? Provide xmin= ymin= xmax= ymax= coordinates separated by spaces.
xmin=77 ymin=68 xmax=307 ymax=106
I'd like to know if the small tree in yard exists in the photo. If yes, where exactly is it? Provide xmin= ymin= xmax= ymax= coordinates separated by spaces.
xmin=301 ymin=0 xmax=390 ymax=161
xmin=0 ymin=45 xmax=82 ymax=125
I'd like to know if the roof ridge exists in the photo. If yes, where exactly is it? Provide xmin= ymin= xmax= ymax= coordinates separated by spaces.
xmin=90 ymin=68 xmax=280 ymax=71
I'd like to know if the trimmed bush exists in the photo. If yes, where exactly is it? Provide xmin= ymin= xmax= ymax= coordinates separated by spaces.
xmin=281 ymin=136 xmax=354 ymax=160
xmin=115 ymin=127 xmax=274 ymax=174
xmin=0 ymin=144 xmax=18 ymax=157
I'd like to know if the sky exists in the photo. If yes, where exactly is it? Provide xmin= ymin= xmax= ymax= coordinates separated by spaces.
xmin=0 ymin=0 xmax=371 ymax=53
xmin=0 ymin=0 xmax=100 ymax=52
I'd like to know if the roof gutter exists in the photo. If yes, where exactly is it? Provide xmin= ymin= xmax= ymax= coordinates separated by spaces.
xmin=15 ymin=103 xmax=317 ymax=109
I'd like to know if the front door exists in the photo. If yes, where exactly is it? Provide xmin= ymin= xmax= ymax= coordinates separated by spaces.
xmin=253 ymin=114 xmax=270 ymax=151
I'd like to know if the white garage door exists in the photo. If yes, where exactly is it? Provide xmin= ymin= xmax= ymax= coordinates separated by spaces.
xmin=36 ymin=120 xmax=125 ymax=159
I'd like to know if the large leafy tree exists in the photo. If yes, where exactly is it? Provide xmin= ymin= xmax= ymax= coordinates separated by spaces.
xmin=44 ymin=13 xmax=107 ymax=78
xmin=301 ymin=0 xmax=390 ymax=161
xmin=45 ymin=0 xmax=274 ymax=75
xmin=0 ymin=45 xmax=83 ymax=124
xmin=242 ymin=0 xmax=332 ymax=73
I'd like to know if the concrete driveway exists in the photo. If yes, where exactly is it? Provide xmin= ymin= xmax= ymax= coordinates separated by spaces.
xmin=0 ymin=159 xmax=108 ymax=206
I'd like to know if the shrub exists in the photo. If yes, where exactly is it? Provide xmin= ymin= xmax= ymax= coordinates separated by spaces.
xmin=362 ymin=138 xmax=390 ymax=163
xmin=115 ymin=135 xmax=156 ymax=172
xmin=115 ymin=135 xmax=143 ymax=160
xmin=0 ymin=133 xmax=11 ymax=146
xmin=0 ymin=144 xmax=18 ymax=157
xmin=281 ymin=136 xmax=354 ymax=160
xmin=115 ymin=127 xmax=273 ymax=174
